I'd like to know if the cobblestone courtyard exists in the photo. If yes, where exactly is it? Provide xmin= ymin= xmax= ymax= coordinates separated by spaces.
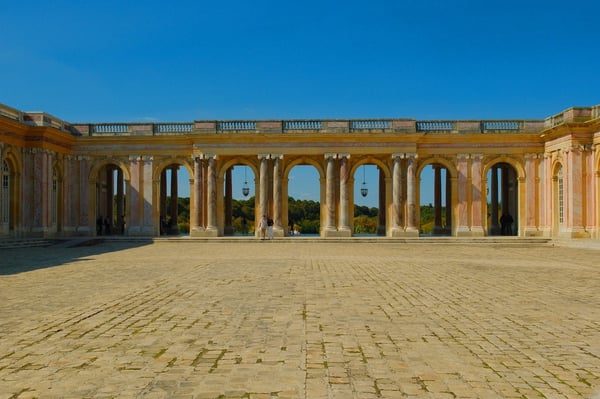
xmin=0 ymin=240 xmax=599 ymax=399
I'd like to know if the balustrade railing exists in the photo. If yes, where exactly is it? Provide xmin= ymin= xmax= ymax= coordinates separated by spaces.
xmin=217 ymin=121 xmax=256 ymax=131
xmin=351 ymin=120 xmax=390 ymax=130
xmin=153 ymin=123 xmax=193 ymax=133
xmin=284 ymin=120 xmax=323 ymax=130
xmin=93 ymin=124 xmax=129 ymax=134
xmin=416 ymin=121 xmax=454 ymax=131
xmin=482 ymin=121 xmax=521 ymax=131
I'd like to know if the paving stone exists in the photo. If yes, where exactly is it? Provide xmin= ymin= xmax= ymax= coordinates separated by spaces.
xmin=0 ymin=240 xmax=599 ymax=398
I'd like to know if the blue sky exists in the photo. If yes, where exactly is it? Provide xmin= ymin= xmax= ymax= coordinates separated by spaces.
xmin=2 ymin=0 xmax=599 ymax=206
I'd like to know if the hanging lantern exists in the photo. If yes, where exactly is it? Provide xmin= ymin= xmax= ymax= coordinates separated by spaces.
xmin=242 ymin=166 xmax=250 ymax=197
xmin=361 ymin=165 xmax=368 ymax=197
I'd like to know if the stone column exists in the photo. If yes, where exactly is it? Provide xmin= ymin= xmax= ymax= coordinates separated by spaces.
xmin=456 ymin=154 xmax=470 ymax=236
xmin=565 ymin=146 xmax=587 ymax=237
xmin=338 ymin=154 xmax=351 ymax=235
xmin=205 ymin=155 xmax=218 ymax=235
xmin=490 ymin=166 xmax=500 ymax=235
xmin=469 ymin=154 xmax=484 ymax=236
xmin=324 ymin=153 xmax=337 ymax=234
xmin=405 ymin=154 xmax=418 ymax=234
xmin=391 ymin=154 xmax=403 ymax=236
xmin=258 ymin=155 xmax=270 ymax=230
xmin=501 ymin=166 xmax=510 ymax=216
xmin=224 ymin=167 xmax=234 ymax=235
xmin=191 ymin=156 xmax=204 ymax=234
xmin=272 ymin=154 xmax=284 ymax=237
xmin=433 ymin=165 xmax=443 ymax=235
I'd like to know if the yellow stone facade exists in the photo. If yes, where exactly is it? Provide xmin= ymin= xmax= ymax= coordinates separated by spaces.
xmin=1 ymin=103 xmax=599 ymax=239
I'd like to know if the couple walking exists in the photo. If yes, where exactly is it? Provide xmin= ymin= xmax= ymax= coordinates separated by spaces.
xmin=258 ymin=215 xmax=274 ymax=240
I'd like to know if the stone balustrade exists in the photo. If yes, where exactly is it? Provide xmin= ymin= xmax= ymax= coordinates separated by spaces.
xmin=2 ymin=102 xmax=598 ymax=138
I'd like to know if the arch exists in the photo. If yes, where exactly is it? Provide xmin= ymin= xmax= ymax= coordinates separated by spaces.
xmin=417 ymin=157 xmax=457 ymax=236
xmin=482 ymin=157 xmax=523 ymax=236
xmin=219 ymin=158 xmax=259 ymax=237
xmin=152 ymin=156 xmax=193 ymax=182
xmin=1 ymin=148 xmax=21 ymax=236
xmin=283 ymin=156 xmax=326 ymax=180
xmin=349 ymin=157 xmax=391 ymax=179
xmin=89 ymin=158 xmax=130 ymax=236
xmin=154 ymin=157 xmax=193 ymax=236
xmin=416 ymin=156 xmax=458 ymax=179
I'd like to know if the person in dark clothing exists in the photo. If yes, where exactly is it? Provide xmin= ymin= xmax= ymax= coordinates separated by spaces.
xmin=500 ymin=211 xmax=514 ymax=235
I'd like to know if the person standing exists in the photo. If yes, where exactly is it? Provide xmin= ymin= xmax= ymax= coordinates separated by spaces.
xmin=258 ymin=215 xmax=268 ymax=240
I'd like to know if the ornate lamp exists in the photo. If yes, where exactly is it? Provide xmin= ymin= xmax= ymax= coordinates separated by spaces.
xmin=242 ymin=166 xmax=250 ymax=197
xmin=360 ymin=165 xmax=368 ymax=197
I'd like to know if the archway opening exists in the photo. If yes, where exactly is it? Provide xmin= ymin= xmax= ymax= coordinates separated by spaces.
xmin=287 ymin=165 xmax=320 ymax=236
xmin=96 ymin=164 xmax=127 ymax=236
xmin=159 ymin=164 xmax=191 ymax=236
xmin=486 ymin=162 xmax=518 ymax=236
xmin=224 ymin=164 xmax=256 ymax=236
xmin=353 ymin=164 xmax=382 ymax=236
xmin=419 ymin=164 xmax=451 ymax=236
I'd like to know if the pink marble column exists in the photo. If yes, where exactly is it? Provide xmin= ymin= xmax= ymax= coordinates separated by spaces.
xmin=456 ymin=154 xmax=469 ymax=235
xmin=470 ymin=154 xmax=484 ymax=235
xmin=258 ymin=154 xmax=269 ymax=226
xmin=193 ymin=156 xmax=203 ymax=230
xmin=391 ymin=155 xmax=403 ymax=233
xmin=405 ymin=154 xmax=418 ymax=233
xmin=128 ymin=156 xmax=141 ymax=234
xmin=206 ymin=155 xmax=217 ymax=232
xmin=272 ymin=154 xmax=283 ymax=236
xmin=524 ymin=154 xmax=539 ymax=236
xmin=338 ymin=154 xmax=351 ymax=233
xmin=324 ymin=154 xmax=337 ymax=232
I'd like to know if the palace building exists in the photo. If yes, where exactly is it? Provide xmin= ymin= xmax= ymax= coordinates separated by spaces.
xmin=1 ymin=102 xmax=599 ymax=239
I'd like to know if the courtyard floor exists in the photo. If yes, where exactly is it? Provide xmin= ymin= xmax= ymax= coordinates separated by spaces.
xmin=0 ymin=239 xmax=599 ymax=398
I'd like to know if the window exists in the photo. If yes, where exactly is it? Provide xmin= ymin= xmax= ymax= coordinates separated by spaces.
xmin=2 ymin=161 xmax=9 ymax=224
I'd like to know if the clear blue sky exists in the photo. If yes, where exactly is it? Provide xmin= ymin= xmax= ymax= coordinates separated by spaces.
xmin=2 ymin=0 xmax=599 ymax=206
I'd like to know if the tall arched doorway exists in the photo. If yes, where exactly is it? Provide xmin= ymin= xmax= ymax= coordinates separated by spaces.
xmin=487 ymin=162 xmax=518 ymax=236
xmin=95 ymin=164 xmax=126 ymax=236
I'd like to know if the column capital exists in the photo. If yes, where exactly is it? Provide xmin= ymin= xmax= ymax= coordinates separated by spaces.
xmin=258 ymin=153 xmax=271 ymax=160
xmin=406 ymin=153 xmax=418 ymax=159
xmin=271 ymin=153 xmax=284 ymax=160
xmin=392 ymin=153 xmax=405 ymax=159
xmin=456 ymin=153 xmax=470 ymax=160
xmin=338 ymin=153 xmax=350 ymax=159
xmin=470 ymin=153 xmax=483 ymax=160
xmin=141 ymin=155 xmax=153 ymax=162
xmin=324 ymin=153 xmax=338 ymax=160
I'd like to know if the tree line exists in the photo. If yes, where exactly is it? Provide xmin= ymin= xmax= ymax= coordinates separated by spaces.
xmin=169 ymin=196 xmax=440 ymax=235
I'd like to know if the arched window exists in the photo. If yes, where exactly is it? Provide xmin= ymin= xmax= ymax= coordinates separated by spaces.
xmin=2 ymin=160 xmax=9 ymax=225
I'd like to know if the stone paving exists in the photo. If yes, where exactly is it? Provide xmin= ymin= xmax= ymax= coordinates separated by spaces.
xmin=0 ymin=239 xmax=599 ymax=399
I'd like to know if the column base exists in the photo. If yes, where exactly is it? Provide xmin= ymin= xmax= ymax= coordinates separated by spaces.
xmin=523 ymin=227 xmax=544 ymax=237
xmin=193 ymin=227 xmax=219 ymax=237
xmin=559 ymin=228 xmax=591 ymax=239
xmin=126 ymin=226 xmax=155 ymax=236
xmin=323 ymin=228 xmax=351 ymax=237
xmin=456 ymin=226 xmax=485 ymax=237
xmin=391 ymin=228 xmax=419 ymax=237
